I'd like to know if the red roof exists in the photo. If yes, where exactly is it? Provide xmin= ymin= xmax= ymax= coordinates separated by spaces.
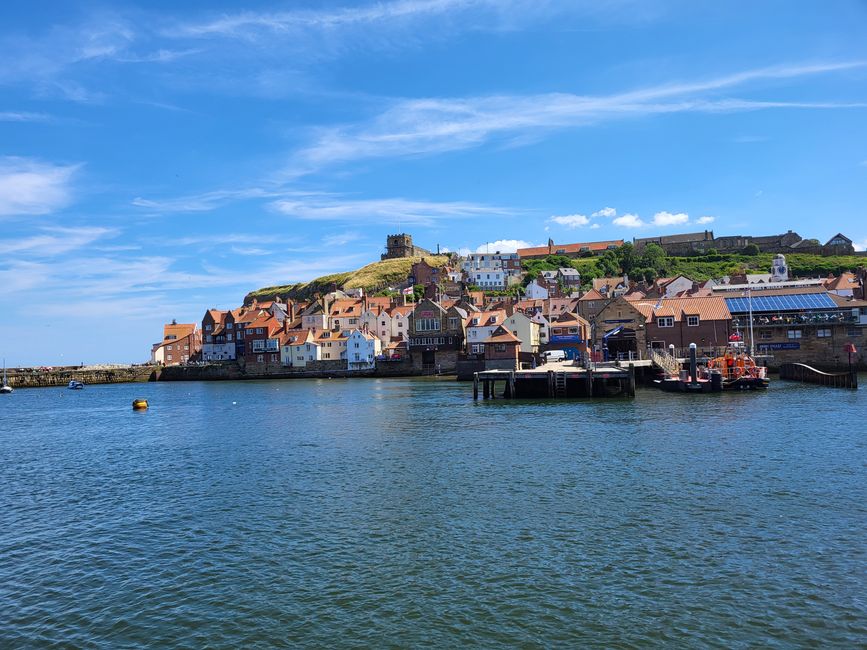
xmin=518 ymin=239 xmax=623 ymax=257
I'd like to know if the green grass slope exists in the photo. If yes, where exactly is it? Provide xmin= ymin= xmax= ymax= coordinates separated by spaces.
xmin=245 ymin=255 xmax=451 ymax=303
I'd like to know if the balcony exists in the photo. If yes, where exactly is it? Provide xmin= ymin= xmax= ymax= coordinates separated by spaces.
xmin=733 ymin=311 xmax=859 ymax=329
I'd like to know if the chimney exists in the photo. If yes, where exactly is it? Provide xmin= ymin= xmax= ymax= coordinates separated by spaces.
xmin=283 ymin=318 xmax=290 ymax=334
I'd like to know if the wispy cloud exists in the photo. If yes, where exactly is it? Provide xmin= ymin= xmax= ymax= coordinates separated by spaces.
xmin=288 ymin=61 xmax=867 ymax=174
xmin=132 ymin=187 xmax=289 ymax=213
xmin=270 ymin=194 xmax=514 ymax=225
xmin=0 ymin=226 xmax=114 ymax=256
xmin=696 ymin=216 xmax=715 ymax=225
xmin=0 ymin=111 xmax=51 ymax=122
xmin=591 ymin=207 xmax=616 ymax=218
xmin=0 ymin=157 xmax=80 ymax=216
xmin=170 ymin=0 xmax=497 ymax=39
xmin=323 ymin=231 xmax=363 ymax=247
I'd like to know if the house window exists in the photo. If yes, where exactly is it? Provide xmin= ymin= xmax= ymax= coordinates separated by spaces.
xmin=787 ymin=329 xmax=802 ymax=339
xmin=416 ymin=318 xmax=441 ymax=331
xmin=817 ymin=328 xmax=832 ymax=338
xmin=496 ymin=343 xmax=506 ymax=352
xmin=472 ymin=344 xmax=483 ymax=354
xmin=449 ymin=317 xmax=459 ymax=329
xmin=205 ymin=324 xmax=212 ymax=331
xmin=760 ymin=331 xmax=773 ymax=340
xmin=847 ymin=328 xmax=861 ymax=337
xmin=167 ymin=354 xmax=173 ymax=361
xmin=686 ymin=316 xmax=700 ymax=327
xmin=184 ymin=345 xmax=189 ymax=350
xmin=657 ymin=317 xmax=674 ymax=328
xmin=381 ymin=320 xmax=387 ymax=326
xmin=167 ymin=345 xmax=172 ymax=350
xmin=257 ymin=355 xmax=264 ymax=362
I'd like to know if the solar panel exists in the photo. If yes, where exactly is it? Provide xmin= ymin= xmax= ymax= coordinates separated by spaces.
xmin=724 ymin=293 xmax=837 ymax=313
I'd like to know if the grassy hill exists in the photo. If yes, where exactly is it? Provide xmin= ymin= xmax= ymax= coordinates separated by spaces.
xmin=245 ymin=255 xmax=451 ymax=303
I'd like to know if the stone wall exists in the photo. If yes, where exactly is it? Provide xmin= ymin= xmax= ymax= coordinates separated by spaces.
xmin=6 ymin=365 xmax=157 ymax=388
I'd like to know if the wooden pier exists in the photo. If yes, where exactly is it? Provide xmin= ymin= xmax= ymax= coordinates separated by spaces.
xmin=473 ymin=361 xmax=636 ymax=399
xmin=779 ymin=363 xmax=858 ymax=390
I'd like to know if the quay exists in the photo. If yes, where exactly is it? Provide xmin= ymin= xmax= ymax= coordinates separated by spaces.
xmin=473 ymin=361 xmax=639 ymax=399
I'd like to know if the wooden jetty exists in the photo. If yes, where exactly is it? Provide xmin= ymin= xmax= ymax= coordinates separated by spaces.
xmin=473 ymin=361 xmax=637 ymax=399
xmin=779 ymin=363 xmax=858 ymax=390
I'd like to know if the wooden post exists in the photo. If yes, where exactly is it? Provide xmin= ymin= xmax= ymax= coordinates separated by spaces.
xmin=483 ymin=379 xmax=490 ymax=399
xmin=547 ymin=370 xmax=554 ymax=398
xmin=586 ymin=366 xmax=594 ymax=397
xmin=509 ymin=371 xmax=516 ymax=399
xmin=491 ymin=379 xmax=497 ymax=398
xmin=473 ymin=373 xmax=479 ymax=400
xmin=628 ymin=364 xmax=636 ymax=397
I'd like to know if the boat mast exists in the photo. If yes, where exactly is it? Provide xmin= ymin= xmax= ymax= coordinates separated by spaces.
xmin=747 ymin=287 xmax=754 ymax=356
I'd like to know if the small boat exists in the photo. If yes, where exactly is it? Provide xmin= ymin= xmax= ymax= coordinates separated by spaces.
xmin=67 ymin=380 xmax=85 ymax=390
xmin=1 ymin=359 xmax=12 ymax=394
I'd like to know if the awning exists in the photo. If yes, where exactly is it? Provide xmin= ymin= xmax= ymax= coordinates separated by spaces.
xmin=603 ymin=325 xmax=624 ymax=339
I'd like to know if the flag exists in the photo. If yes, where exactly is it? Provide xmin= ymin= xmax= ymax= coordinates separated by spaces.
xmin=401 ymin=287 xmax=414 ymax=296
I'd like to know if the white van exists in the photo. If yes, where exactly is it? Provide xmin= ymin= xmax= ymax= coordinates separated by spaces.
xmin=542 ymin=350 xmax=566 ymax=362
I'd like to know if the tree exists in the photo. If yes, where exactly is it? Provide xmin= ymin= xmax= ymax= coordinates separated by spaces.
xmin=704 ymin=248 xmax=718 ymax=256
xmin=412 ymin=284 xmax=425 ymax=301
xmin=634 ymin=266 xmax=658 ymax=283
xmin=617 ymin=242 xmax=638 ymax=274
xmin=639 ymin=243 xmax=667 ymax=273
xmin=742 ymin=244 xmax=760 ymax=256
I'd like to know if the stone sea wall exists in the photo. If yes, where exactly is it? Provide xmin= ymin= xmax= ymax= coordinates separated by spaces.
xmin=6 ymin=366 xmax=157 ymax=388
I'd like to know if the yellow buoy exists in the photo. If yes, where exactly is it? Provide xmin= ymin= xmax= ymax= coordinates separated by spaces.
xmin=132 ymin=398 xmax=149 ymax=411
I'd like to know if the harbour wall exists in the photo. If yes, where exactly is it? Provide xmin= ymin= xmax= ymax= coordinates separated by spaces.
xmin=6 ymin=366 xmax=157 ymax=388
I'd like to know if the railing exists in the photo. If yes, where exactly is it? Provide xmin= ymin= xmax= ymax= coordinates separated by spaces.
xmin=733 ymin=311 xmax=859 ymax=328
xmin=779 ymin=363 xmax=857 ymax=389
xmin=650 ymin=349 xmax=680 ymax=376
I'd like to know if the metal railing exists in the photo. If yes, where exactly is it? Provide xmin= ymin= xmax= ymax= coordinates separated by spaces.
xmin=733 ymin=311 xmax=859 ymax=328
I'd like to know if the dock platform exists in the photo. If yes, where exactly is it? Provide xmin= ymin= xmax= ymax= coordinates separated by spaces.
xmin=473 ymin=361 xmax=637 ymax=399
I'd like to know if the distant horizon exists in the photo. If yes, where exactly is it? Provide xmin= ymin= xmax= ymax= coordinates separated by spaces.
xmin=2 ymin=1 xmax=866 ymax=365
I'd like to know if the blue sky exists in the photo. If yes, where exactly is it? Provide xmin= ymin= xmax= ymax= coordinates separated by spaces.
xmin=2 ymin=0 xmax=866 ymax=365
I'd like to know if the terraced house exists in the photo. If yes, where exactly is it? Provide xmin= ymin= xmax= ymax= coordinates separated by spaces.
xmin=408 ymin=299 xmax=468 ymax=372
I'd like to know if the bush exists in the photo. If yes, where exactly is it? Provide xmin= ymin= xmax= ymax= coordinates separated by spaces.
xmin=742 ymin=244 xmax=760 ymax=256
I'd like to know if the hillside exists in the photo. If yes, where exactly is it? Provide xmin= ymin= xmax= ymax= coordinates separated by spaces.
xmin=245 ymin=255 xmax=451 ymax=303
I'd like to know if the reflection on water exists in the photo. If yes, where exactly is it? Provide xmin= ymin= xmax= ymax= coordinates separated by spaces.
xmin=0 ymin=378 xmax=865 ymax=646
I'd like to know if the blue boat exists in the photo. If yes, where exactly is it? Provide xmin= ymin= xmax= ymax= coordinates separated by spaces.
xmin=67 ymin=380 xmax=85 ymax=390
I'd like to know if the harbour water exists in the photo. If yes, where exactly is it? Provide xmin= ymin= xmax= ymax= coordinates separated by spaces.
xmin=1 ymin=378 xmax=865 ymax=647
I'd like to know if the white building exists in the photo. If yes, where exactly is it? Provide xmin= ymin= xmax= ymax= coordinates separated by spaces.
xmin=504 ymin=311 xmax=541 ymax=353
xmin=465 ymin=310 xmax=507 ymax=354
xmin=346 ymin=330 xmax=382 ymax=370
xmin=525 ymin=279 xmax=549 ymax=300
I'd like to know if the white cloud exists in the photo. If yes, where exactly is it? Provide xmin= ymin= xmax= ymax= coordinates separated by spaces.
xmin=0 ymin=157 xmax=79 ymax=216
xmin=853 ymin=240 xmax=866 ymax=252
xmin=132 ymin=187 xmax=286 ymax=213
xmin=696 ymin=216 xmax=715 ymax=224
xmin=0 ymin=111 xmax=51 ymax=122
xmin=270 ymin=195 xmax=512 ymax=225
xmin=323 ymin=231 xmax=363 ymax=247
xmin=473 ymin=239 xmax=532 ymax=254
xmin=590 ymin=223 xmax=601 ymax=229
xmin=288 ymin=61 xmax=867 ymax=173
xmin=652 ymin=211 xmax=689 ymax=226
xmin=0 ymin=226 xmax=114 ymax=256
xmin=613 ymin=213 xmax=644 ymax=228
xmin=549 ymin=213 xmax=590 ymax=228
xmin=592 ymin=206 xmax=616 ymax=218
